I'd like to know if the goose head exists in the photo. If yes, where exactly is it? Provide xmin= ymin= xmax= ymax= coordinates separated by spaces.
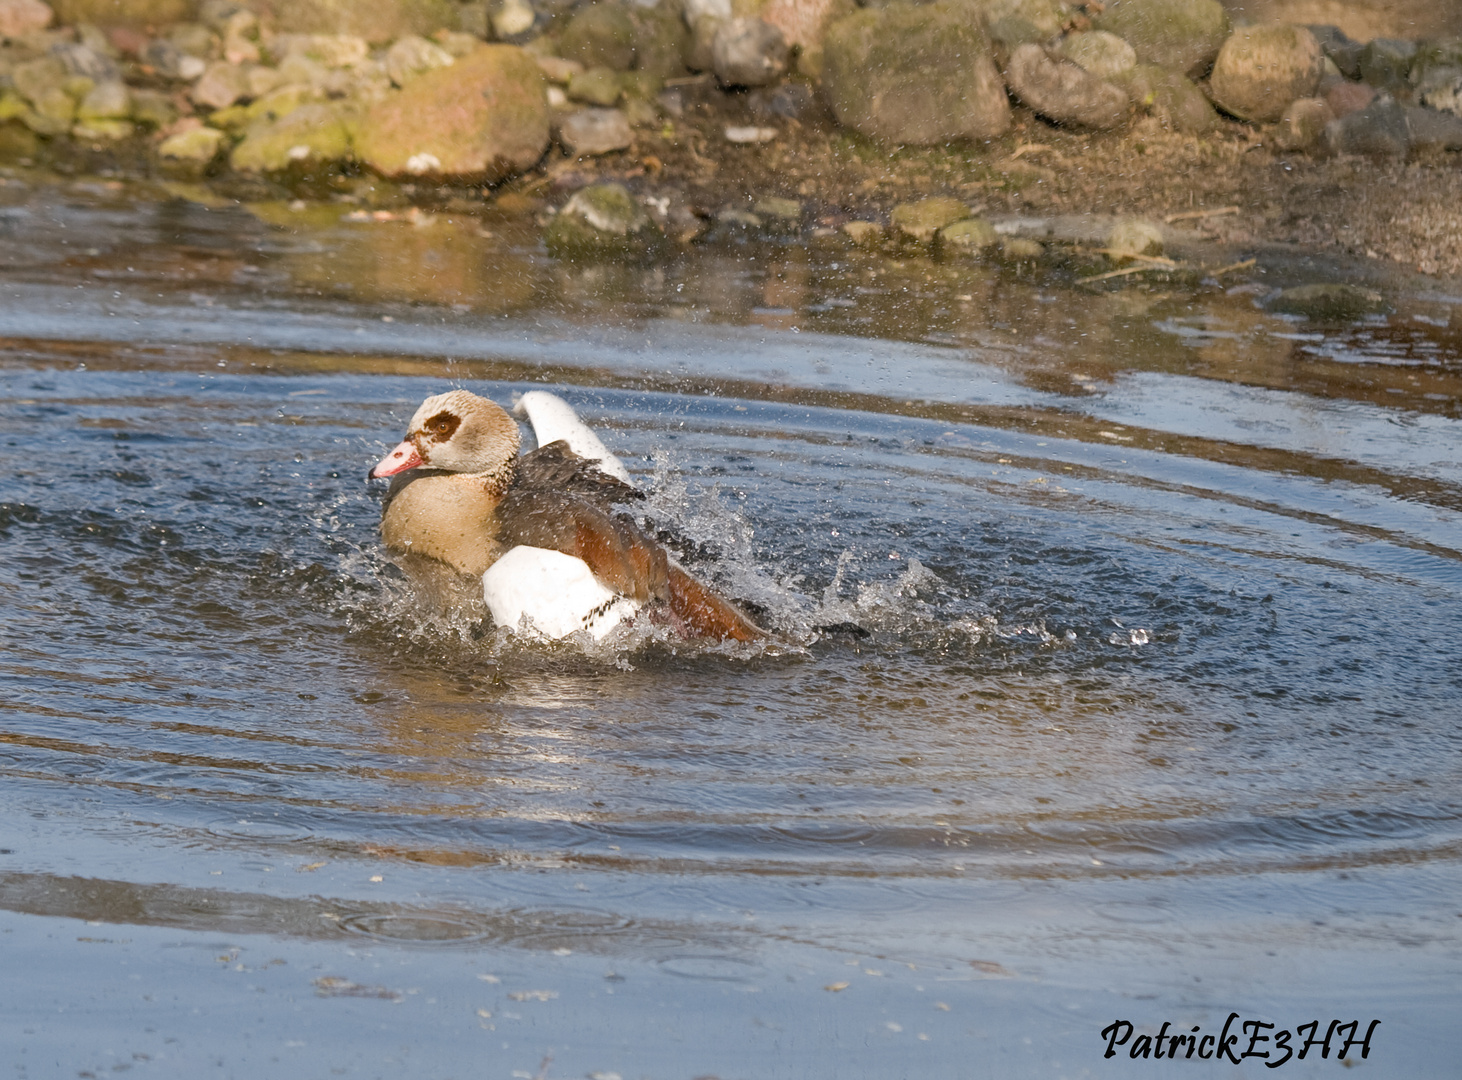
xmin=369 ymin=390 xmax=522 ymax=479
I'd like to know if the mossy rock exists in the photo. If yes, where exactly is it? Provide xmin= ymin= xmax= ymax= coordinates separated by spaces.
xmin=938 ymin=216 xmax=998 ymax=252
xmin=50 ymin=0 xmax=196 ymax=28
xmin=157 ymin=125 xmax=227 ymax=177
xmin=822 ymin=1 xmax=1010 ymax=145
xmin=1267 ymin=284 xmax=1387 ymax=320
xmin=230 ymin=103 xmax=353 ymax=172
xmin=890 ymin=196 xmax=969 ymax=242
xmin=252 ymin=0 xmax=459 ymax=46
xmin=545 ymin=182 xmax=666 ymax=259
xmin=0 ymin=120 xmax=41 ymax=162
xmin=1093 ymin=0 xmax=1229 ymax=77
xmin=1107 ymin=217 xmax=1163 ymax=261
xmin=559 ymin=3 xmax=638 ymax=72
xmin=1111 ymin=63 xmax=1218 ymax=133
xmin=567 ymin=66 xmax=623 ymax=106
xmin=629 ymin=2 xmax=690 ymax=80
xmin=355 ymin=45 xmax=549 ymax=182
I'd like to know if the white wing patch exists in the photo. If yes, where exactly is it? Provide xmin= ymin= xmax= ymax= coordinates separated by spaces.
xmin=483 ymin=546 xmax=640 ymax=641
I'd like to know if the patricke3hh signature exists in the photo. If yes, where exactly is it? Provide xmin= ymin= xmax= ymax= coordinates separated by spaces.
xmin=1101 ymin=1014 xmax=1380 ymax=1065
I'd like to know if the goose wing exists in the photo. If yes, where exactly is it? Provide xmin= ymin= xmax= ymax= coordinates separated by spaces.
xmin=515 ymin=440 xmax=642 ymax=508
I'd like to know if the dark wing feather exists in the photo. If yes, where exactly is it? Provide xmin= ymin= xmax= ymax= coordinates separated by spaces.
xmin=515 ymin=440 xmax=642 ymax=508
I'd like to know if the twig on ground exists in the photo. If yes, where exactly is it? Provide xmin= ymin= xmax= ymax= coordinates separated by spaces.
xmin=1076 ymin=265 xmax=1168 ymax=284
xmin=1208 ymin=258 xmax=1257 ymax=277
xmin=1164 ymin=206 xmax=1240 ymax=224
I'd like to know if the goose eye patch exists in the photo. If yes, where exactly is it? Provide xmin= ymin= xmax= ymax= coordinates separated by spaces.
xmin=421 ymin=411 xmax=460 ymax=442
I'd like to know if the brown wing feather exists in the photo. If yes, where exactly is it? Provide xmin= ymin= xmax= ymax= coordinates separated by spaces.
xmin=496 ymin=487 xmax=669 ymax=603
xmin=666 ymin=562 xmax=765 ymax=642
xmin=515 ymin=441 xmax=642 ymax=508
xmin=496 ymin=481 xmax=765 ymax=642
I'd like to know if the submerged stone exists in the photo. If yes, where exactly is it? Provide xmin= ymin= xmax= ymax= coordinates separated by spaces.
xmin=1107 ymin=217 xmax=1163 ymax=260
xmin=890 ymin=196 xmax=969 ymax=243
xmin=129 ymin=87 xmax=178 ymax=128
xmin=938 ymin=216 xmax=998 ymax=251
xmin=558 ymin=106 xmax=632 ymax=156
xmin=842 ymin=220 xmax=882 ymax=245
xmin=1267 ymin=283 xmax=1386 ymax=319
xmin=544 ymin=182 xmax=666 ymax=259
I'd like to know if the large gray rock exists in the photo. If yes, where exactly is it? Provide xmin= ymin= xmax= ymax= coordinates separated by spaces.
xmin=1322 ymin=94 xmax=1409 ymax=156
xmin=711 ymin=18 xmax=788 ymax=88
xmin=1093 ymin=0 xmax=1229 ymax=77
xmin=1112 ymin=63 xmax=1218 ymax=133
xmin=1209 ymin=23 xmax=1325 ymax=123
xmin=559 ymin=106 xmax=633 ymax=155
xmin=1005 ymin=43 xmax=1129 ymax=129
xmin=1358 ymin=38 xmax=1416 ymax=95
xmin=1405 ymin=103 xmax=1462 ymax=150
xmin=1309 ymin=23 xmax=1362 ymax=78
xmin=545 ymin=183 xmax=666 ymax=259
xmin=822 ymin=1 xmax=1010 ymax=145
xmin=1410 ymin=38 xmax=1462 ymax=91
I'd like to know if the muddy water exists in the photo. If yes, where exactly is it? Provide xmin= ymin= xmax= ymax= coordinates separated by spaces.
xmin=2 ymin=175 xmax=1460 ymax=1078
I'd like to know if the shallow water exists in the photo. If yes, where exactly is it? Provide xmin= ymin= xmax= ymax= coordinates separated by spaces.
xmin=2 ymin=175 xmax=1460 ymax=1078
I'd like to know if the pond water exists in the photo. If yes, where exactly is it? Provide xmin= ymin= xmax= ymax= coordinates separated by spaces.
xmin=2 ymin=174 xmax=1460 ymax=1078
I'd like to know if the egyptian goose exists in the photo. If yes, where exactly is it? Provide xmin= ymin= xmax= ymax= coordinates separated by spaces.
xmin=368 ymin=389 xmax=763 ymax=642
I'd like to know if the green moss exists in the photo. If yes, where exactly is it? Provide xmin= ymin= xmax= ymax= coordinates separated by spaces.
xmin=230 ymin=103 xmax=353 ymax=173
xmin=545 ymin=182 xmax=666 ymax=260
xmin=559 ymin=3 xmax=637 ymax=72
xmin=1094 ymin=0 xmax=1230 ymax=76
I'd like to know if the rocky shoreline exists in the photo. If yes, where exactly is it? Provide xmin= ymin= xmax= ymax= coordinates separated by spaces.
xmin=2 ymin=0 xmax=1462 ymax=278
